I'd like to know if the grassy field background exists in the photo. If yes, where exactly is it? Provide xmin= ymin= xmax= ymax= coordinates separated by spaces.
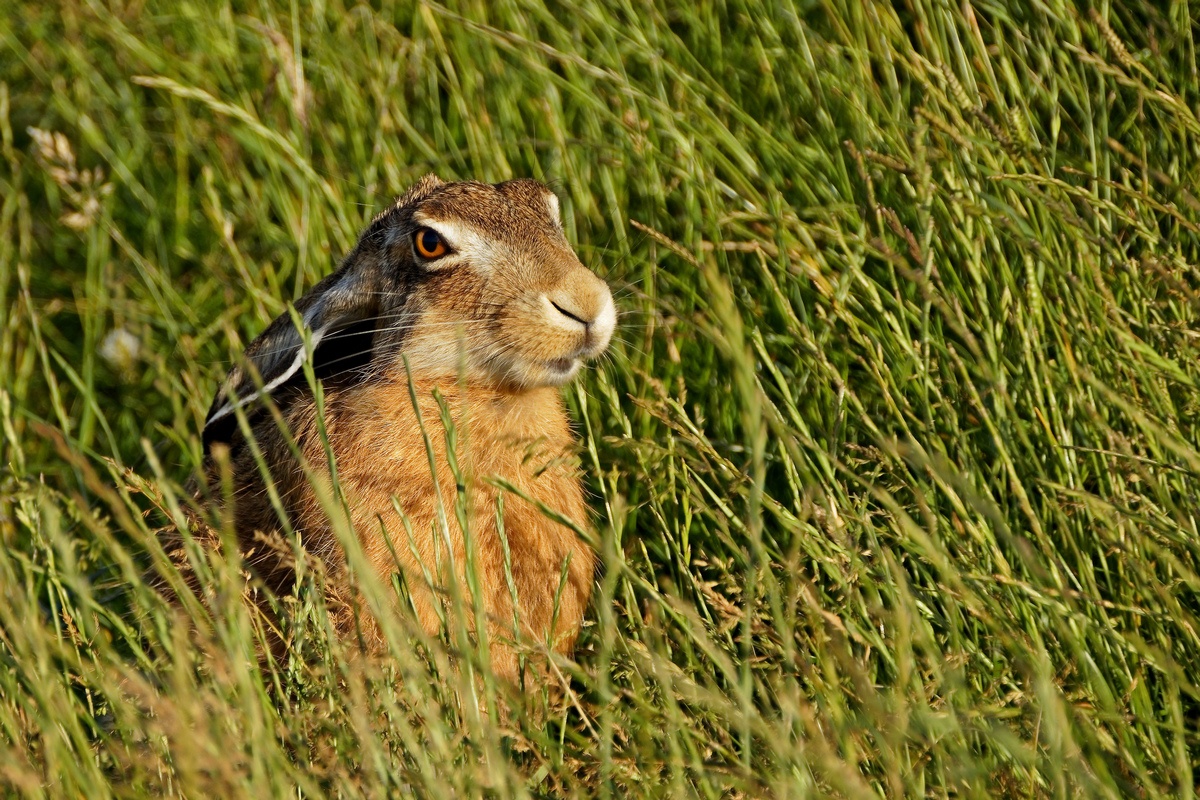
xmin=3 ymin=0 xmax=1200 ymax=796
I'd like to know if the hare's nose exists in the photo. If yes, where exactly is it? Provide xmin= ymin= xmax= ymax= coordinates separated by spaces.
xmin=545 ymin=280 xmax=614 ymax=355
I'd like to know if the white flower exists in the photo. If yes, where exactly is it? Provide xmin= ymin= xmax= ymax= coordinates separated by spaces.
xmin=99 ymin=328 xmax=141 ymax=374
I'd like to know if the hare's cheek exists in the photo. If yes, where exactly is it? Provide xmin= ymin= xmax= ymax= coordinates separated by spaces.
xmin=506 ymin=312 xmax=571 ymax=361
xmin=391 ymin=304 xmax=484 ymax=378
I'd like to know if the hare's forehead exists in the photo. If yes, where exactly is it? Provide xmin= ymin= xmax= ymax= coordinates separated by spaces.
xmin=415 ymin=183 xmax=561 ymax=231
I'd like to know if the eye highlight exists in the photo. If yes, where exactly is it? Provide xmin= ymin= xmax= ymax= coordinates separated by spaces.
xmin=413 ymin=227 xmax=449 ymax=260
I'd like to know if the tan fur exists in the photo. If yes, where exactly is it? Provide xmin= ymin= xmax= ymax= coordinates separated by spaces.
xmin=169 ymin=176 xmax=612 ymax=681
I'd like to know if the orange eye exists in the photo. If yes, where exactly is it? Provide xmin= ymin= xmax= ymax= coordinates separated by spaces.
xmin=414 ymin=227 xmax=448 ymax=259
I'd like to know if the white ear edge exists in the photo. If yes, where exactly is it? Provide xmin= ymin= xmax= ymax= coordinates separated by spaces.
xmin=203 ymin=313 xmax=331 ymax=430
xmin=546 ymin=193 xmax=562 ymax=228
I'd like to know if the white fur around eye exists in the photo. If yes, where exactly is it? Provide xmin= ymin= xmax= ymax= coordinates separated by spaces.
xmin=410 ymin=215 xmax=502 ymax=272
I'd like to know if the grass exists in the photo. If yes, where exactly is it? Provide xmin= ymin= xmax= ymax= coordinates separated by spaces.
xmin=2 ymin=0 xmax=1200 ymax=796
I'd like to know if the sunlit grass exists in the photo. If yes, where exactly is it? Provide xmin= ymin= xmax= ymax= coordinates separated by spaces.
xmin=3 ymin=1 xmax=1200 ymax=796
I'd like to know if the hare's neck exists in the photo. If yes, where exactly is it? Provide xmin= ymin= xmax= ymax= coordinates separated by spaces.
xmin=416 ymin=380 xmax=570 ymax=445
xmin=324 ymin=378 xmax=577 ymax=521
xmin=342 ymin=378 xmax=573 ymax=450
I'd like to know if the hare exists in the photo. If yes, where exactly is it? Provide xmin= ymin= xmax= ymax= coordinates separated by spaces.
xmin=173 ymin=174 xmax=614 ymax=681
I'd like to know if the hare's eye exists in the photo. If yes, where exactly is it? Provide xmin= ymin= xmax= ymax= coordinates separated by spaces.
xmin=413 ymin=227 xmax=448 ymax=260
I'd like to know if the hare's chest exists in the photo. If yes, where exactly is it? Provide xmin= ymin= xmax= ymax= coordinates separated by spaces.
xmin=297 ymin=382 xmax=593 ymax=656
xmin=323 ymin=383 xmax=585 ymax=546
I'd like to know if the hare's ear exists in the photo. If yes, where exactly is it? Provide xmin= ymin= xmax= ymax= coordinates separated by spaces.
xmin=202 ymin=260 xmax=381 ymax=447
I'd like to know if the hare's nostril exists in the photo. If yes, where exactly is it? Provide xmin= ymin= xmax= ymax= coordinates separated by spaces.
xmin=548 ymin=297 xmax=588 ymax=327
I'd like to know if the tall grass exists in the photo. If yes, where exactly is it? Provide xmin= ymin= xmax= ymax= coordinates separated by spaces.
xmin=3 ymin=0 xmax=1200 ymax=796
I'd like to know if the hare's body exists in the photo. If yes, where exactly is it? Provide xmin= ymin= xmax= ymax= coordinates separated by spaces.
xmin=172 ymin=176 xmax=612 ymax=679
xmin=209 ymin=378 xmax=593 ymax=676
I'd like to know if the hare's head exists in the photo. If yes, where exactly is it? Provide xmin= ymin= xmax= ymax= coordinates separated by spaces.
xmin=203 ymin=175 xmax=614 ymax=445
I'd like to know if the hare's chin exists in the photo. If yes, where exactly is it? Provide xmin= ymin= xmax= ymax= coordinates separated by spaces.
xmin=542 ymin=356 xmax=581 ymax=381
xmin=518 ymin=356 xmax=580 ymax=387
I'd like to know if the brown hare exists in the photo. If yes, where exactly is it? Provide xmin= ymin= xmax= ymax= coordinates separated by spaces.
xmin=173 ymin=174 xmax=614 ymax=681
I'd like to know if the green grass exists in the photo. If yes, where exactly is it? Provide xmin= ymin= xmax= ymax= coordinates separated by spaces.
xmin=3 ymin=0 xmax=1200 ymax=796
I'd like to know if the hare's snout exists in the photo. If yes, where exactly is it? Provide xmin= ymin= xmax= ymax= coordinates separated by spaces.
xmin=545 ymin=267 xmax=614 ymax=349
xmin=543 ymin=278 xmax=616 ymax=357
xmin=508 ymin=265 xmax=613 ymax=386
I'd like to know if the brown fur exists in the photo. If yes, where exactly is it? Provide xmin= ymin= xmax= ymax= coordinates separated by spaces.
xmin=168 ymin=176 xmax=613 ymax=680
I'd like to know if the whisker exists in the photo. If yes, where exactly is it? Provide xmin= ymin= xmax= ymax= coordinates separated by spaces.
xmin=213 ymin=317 xmax=505 ymax=365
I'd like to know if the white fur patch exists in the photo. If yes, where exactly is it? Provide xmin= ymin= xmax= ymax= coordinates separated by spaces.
xmin=411 ymin=214 xmax=502 ymax=272
xmin=590 ymin=292 xmax=616 ymax=351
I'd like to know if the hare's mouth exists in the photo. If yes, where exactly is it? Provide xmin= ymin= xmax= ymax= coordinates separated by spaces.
xmin=545 ymin=357 xmax=577 ymax=375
